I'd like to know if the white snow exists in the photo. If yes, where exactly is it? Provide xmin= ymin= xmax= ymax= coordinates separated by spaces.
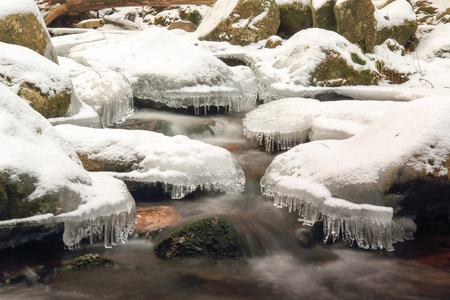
xmin=55 ymin=124 xmax=246 ymax=199
xmin=59 ymin=57 xmax=134 ymax=127
xmin=312 ymin=0 xmax=333 ymax=10
xmin=245 ymin=28 xmax=379 ymax=102
xmin=0 ymin=0 xmax=42 ymax=20
xmin=0 ymin=42 xmax=72 ymax=97
xmin=416 ymin=23 xmax=450 ymax=60
xmin=66 ymin=27 xmax=245 ymax=113
xmin=195 ymin=0 xmax=239 ymax=38
xmin=277 ymin=0 xmax=311 ymax=6
xmin=243 ymin=98 xmax=402 ymax=150
xmin=374 ymin=0 xmax=416 ymax=29
xmin=261 ymin=96 xmax=450 ymax=249
xmin=0 ymin=82 xmax=136 ymax=248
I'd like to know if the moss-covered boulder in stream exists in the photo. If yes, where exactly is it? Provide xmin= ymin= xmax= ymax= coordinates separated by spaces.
xmin=196 ymin=0 xmax=280 ymax=46
xmin=154 ymin=217 xmax=243 ymax=258
xmin=0 ymin=0 xmax=58 ymax=64
xmin=70 ymin=254 xmax=117 ymax=270
xmin=278 ymin=0 xmax=312 ymax=38
xmin=334 ymin=0 xmax=377 ymax=52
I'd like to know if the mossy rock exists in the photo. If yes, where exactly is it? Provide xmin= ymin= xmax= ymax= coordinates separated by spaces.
xmin=334 ymin=0 xmax=377 ymax=52
xmin=179 ymin=8 xmax=203 ymax=26
xmin=75 ymin=19 xmax=106 ymax=29
xmin=70 ymin=254 xmax=116 ymax=270
xmin=278 ymin=1 xmax=312 ymax=38
xmin=77 ymin=153 xmax=143 ymax=173
xmin=375 ymin=20 xmax=418 ymax=48
xmin=312 ymin=0 xmax=337 ymax=31
xmin=18 ymin=82 xmax=71 ymax=119
xmin=168 ymin=21 xmax=197 ymax=32
xmin=199 ymin=0 xmax=280 ymax=46
xmin=311 ymin=51 xmax=380 ymax=86
xmin=154 ymin=217 xmax=243 ymax=258
xmin=0 ymin=172 xmax=59 ymax=221
xmin=0 ymin=13 xmax=58 ymax=64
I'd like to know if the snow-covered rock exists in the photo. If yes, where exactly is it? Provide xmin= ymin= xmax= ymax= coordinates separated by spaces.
xmin=59 ymin=57 xmax=133 ymax=127
xmin=416 ymin=23 xmax=450 ymax=60
xmin=195 ymin=0 xmax=280 ymax=46
xmin=246 ymin=28 xmax=380 ymax=102
xmin=312 ymin=0 xmax=336 ymax=31
xmin=261 ymin=96 xmax=450 ymax=250
xmin=67 ymin=27 xmax=248 ymax=114
xmin=0 ymin=0 xmax=58 ymax=63
xmin=374 ymin=0 xmax=418 ymax=47
xmin=55 ymin=125 xmax=246 ymax=199
xmin=0 ymin=41 xmax=72 ymax=118
xmin=0 ymin=82 xmax=135 ymax=249
xmin=243 ymin=98 xmax=402 ymax=150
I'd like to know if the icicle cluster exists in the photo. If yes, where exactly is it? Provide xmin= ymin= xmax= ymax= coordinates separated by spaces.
xmin=242 ymin=129 xmax=306 ymax=151
xmin=159 ymin=178 xmax=246 ymax=200
xmin=133 ymin=80 xmax=244 ymax=115
xmin=270 ymin=193 xmax=413 ymax=251
xmin=100 ymin=95 xmax=134 ymax=128
xmin=62 ymin=210 xmax=136 ymax=250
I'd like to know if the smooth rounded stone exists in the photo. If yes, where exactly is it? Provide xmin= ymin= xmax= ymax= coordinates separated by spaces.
xmin=154 ymin=217 xmax=243 ymax=258
xmin=168 ymin=20 xmax=197 ymax=32
xmin=0 ymin=0 xmax=58 ymax=63
xmin=196 ymin=0 xmax=280 ymax=46
xmin=265 ymin=35 xmax=283 ymax=48
xmin=135 ymin=206 xmax=181 ymax=234
xmin=0 ymin=42 xmax=72 ymax=118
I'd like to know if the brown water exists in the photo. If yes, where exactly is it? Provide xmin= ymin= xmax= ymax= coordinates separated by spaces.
xmin=1 ymin=110 xmax=449 ymax=299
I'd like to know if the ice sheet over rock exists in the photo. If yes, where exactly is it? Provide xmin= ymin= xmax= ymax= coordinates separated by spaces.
xmin=55 ymin=125 xmax=246 ymax=199
xmin=261 ymin=96 xmax=450 ymax=250
xmin=243 ymin=98 xmax=401 ymax=151
xmin=67 ymin=27 xmax=247 ymax=114
xmin=245 ymin=28 xmax=379 ymax=102
xmin=0 ymin=83 xmax=135 ymax=249
xmin=59 ymin=57 xmax=133 ymax=127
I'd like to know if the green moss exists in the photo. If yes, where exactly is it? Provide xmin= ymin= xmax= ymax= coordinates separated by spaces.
xmin=351 ymin=53 xmax=366 ymax=65
xmin=0 ymin=172 xmax=59 ymax=221
xmin=375 ymin=20 xmax=418 ymax=48
xmin=154 ymin=217 xmax=243 ymax=259
xmin=70 ymin=254 xmax=116 ymax=270
xmin=179 ymin=9 xmax=203 ymax=26
xmin=312 ymin=51 xmax=380 ymax=86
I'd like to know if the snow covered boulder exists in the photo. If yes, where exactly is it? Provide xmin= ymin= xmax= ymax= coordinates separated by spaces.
xmin=246 ymin=28 xmax=380 ymax=101
xmin=0 ymin=83 xmax=135 ymax=249
xmin=55 ymin=125 xmax=246 ymax=199
xmin=243 ymin=98 xmax=401 ymax=151
xmin=261 ymin=97 xmax=450 ymax=250
xmin=334 ymin=0 xmax=377 ymax=52
xmin=312 ymin=0 xmax=336 ymax=31
xmin=68 ymin=28 xmax=247 ymax=114
xmin=416 ymin=23 xmax=450 ymax=60
xmin=374 ymin=0 xmax=418 ymax=48
xmin=0 ymin=0 xmax=58 ymax=64
xmin=168 ymin=20 xmax=198 ymax=32
xmin=277 ymin=0 xmax=312 ymax=38
xmin=59 ymin=57 xmax=133 ymax=127
xmin=195 ymin=0 xmax=280 ymax=46
xmin=0 ymin=42 xmax=72 ymax=118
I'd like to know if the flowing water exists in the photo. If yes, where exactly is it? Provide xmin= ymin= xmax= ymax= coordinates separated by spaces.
xmin=1 ymin=109 xmax=449 ymax=299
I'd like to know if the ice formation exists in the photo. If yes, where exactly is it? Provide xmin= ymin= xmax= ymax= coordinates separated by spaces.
xmin=243 ymin=98 xmax=401 ymax=151
xmin=59 ymin=57 xmax=134 ymax=127
xmin=55 ymin=124 xmax=246 ymax=199
xmin=66 ymin=27 xmax=249 ymax=114
xmin=0 ymin=83 xmax=135 ymax=249
xmin=261 ymin=96 xmax=450 ymax=249
xmin=244 ymin=28 xmax=379 ymax=102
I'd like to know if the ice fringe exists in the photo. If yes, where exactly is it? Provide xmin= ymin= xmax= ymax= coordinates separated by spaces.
xmin=263 ymin=190 xmax=413 ymax=251
xmin=62 ymin=210 xmax=136 ymax=250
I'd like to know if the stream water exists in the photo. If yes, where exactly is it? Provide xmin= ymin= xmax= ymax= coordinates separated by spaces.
xmin=1 ymin=109 xmax=449 ymax=299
